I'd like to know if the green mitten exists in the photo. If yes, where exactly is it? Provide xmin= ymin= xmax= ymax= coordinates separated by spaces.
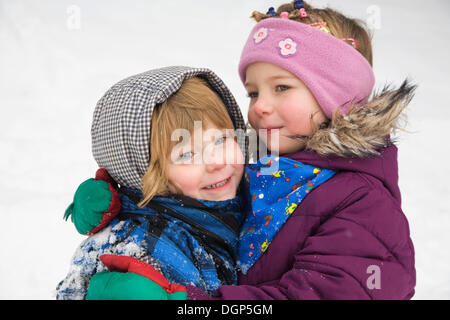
xmin=86 ymin=255 xmax=187 ymax=300
xmin=64 ymin=168 xmax=121 ymax=235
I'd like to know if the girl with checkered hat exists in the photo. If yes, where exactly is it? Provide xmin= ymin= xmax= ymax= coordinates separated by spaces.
xmin=56 ymin=67 xmax=248 ymax=299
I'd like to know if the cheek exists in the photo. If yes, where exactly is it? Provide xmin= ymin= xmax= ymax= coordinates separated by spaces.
xmin=235 ymin=164 xmax=244 ymax=183
xmin=232 ymin=141 xmax=245 ymax=164
xmin=167 ymin=165 xmax=202 ymax=194
xmin=278 ymin=98 xmax=315 ymax=135
xmin=247 ymin=106 xmax=258 ymax=128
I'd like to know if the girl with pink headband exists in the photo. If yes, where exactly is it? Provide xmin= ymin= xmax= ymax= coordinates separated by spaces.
xmin=187 ymin=1 xmax=417 ymax=300
xmin=61 ymin=1 xmax=417 ymax=300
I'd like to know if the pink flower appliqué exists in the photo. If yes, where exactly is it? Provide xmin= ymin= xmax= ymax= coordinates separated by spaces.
xmin=253 ymin=27 xmax=268 ymax=44
xmin=278 ymin=38 xmax=297 ymax=57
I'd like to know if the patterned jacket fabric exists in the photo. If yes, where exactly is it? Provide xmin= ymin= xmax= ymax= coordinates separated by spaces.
xmin=56 ymin=188 xmax=244 ymax=299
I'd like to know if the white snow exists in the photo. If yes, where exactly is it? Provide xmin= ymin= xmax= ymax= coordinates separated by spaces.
xmin=1 ymin=0 xmax=449 ymax=299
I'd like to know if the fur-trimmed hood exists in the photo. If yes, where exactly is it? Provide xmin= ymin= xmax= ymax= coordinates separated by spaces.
xmin=282 ymin=80 xmax=417 ymax=202
xmin=304 ymin=79 xmax=417 ymax=158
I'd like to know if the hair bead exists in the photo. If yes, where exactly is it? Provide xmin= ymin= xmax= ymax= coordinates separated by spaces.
xmin=266 ymin=7 xmax=276 ymax=16
xmin=294 ymin=0 xmax=307 ymax=17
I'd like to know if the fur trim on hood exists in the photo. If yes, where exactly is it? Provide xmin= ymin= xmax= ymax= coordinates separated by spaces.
xmin=303 ymin=79 xmax=417 ymax=158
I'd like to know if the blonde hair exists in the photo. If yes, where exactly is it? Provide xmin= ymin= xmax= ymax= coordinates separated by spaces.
xmin=251 ymin=1 xmax=373 ymax=66
xmin=138 ymin=77 xmax=235 ymax=207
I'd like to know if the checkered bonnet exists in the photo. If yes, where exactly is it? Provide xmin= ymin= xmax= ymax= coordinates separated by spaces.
xmin=91 ymin=66 xmax=246 ymax=190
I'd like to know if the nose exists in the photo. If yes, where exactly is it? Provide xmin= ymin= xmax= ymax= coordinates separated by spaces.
xmin=205 ymin=160 xmax=226 ymax=173
xmin=206 ymin=164 xmax=227 ymax=176
xmin=252 ymin=96 xmax=274 ymax=117
xmin=204 ymin=147 xmax=227 ymax=173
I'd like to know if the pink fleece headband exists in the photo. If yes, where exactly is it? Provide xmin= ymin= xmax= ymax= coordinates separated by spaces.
xmin=238 ymin=18 xmax=375 ymax=118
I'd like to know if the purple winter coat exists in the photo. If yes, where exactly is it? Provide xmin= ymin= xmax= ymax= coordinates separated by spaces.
xmin=187 ymin=145 xmax=416 ymax=299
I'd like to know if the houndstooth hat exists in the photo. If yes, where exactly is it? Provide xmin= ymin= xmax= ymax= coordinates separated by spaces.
xmin=91 ymin=66 xmax=246 ymax=190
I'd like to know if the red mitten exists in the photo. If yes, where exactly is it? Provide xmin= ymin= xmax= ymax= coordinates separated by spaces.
xmin=64 ymin=168 xmax=121 ymax=235
xmin=90 ymin=169 xmax=121 ymax=234
xmin=99 ymin=255 xmax=187 ymax=294
xmin=85 ymin=255 xmax=187 ymax=300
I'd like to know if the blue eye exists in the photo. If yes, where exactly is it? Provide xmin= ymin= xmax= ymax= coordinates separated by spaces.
xmin=276 ymin=85 xmax=290 ymax=92
xmin=179 ymin=151 xmax=194 ymax=160
xmin=215 ymin=135 xmax=227 ymax=145
xmin=247 ymin=92 xmax=258 ymax=99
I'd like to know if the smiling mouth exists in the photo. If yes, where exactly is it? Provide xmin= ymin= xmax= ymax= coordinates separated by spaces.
xmin=203 ymin=177 xmax=231 ymax=190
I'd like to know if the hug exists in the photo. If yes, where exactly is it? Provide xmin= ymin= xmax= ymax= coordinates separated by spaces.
xmin=57 ymin=1 xmax=416 ymax=300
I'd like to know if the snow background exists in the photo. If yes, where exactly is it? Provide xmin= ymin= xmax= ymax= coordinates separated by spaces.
xmin=1 ymin=0 xmax=449 ymax=299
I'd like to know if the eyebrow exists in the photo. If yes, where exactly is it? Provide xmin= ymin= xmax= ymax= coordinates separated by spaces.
xmin=245 ymin=75 xmax=295 ymax=87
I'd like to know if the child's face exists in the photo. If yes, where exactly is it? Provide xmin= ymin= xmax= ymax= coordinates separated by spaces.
xmin=166 ymin=122 xmax=244 ymax=201
xmin=245 ymin=62 xmax=327 ymax=154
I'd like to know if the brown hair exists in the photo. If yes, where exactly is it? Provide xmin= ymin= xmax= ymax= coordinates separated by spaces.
xmin=138 ymin=77 xmax=235 ymax=207
xmin=251 ymin=1 xmax=373 ymax=66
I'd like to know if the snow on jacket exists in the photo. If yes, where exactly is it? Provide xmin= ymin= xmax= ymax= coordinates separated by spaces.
xmin=187 ymin=81 xmax=417 ymax=300
xmin=56 ymin=189 xmax=244 ymax=299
